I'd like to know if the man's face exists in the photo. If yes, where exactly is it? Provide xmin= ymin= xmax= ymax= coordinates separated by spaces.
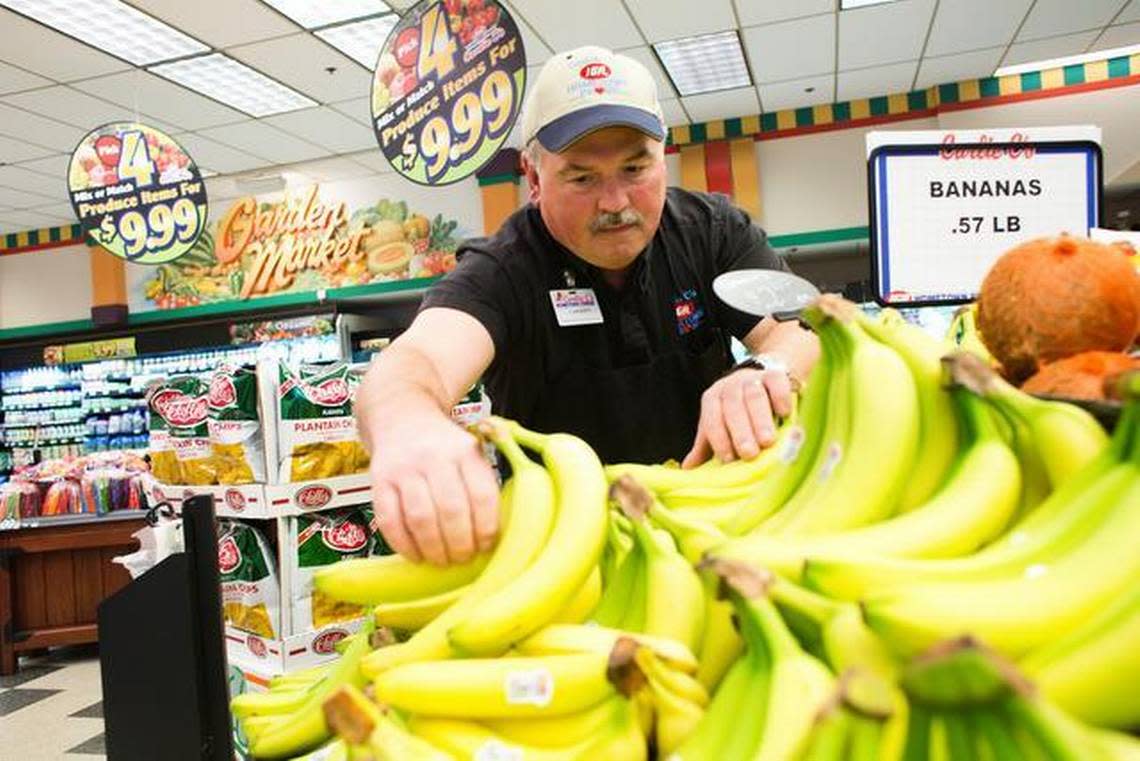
xmin=525 ymin=126 xmax=667 ymax=273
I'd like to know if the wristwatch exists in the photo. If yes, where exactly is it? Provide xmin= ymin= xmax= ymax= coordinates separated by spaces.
xmin=726 ymin=353 xmax=801 ymax=390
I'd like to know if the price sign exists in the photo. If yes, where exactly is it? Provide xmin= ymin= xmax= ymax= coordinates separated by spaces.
xmin=67 ymin=123 xmax=208 ymax=265
xmin=371 ymin=0 xmax=526 ymax=186
xmin=868 ymin=128 xmax=1102 ymax=306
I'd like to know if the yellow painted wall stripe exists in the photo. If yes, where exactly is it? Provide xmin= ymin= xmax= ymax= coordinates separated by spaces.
xmin=776 ymin=110 xmax=795 ymax=130
xmin=812 ymin=104 xmax=833 ymax=125
xmin=679 ymin=144 xmax=708 ymax=192
xmin=887 ymin=93 xmax=907 ymax=114
xmin=850 ymin=99 xmax=871 ymax=119
xmin=958 ymin=79 xmax=981 ymax=101
xmin=998 ymin=75 xmax=1020 ymax=96
xmin=673 ymin=125 xmax=692 ymax=146
xmin=1042 ymin=67 xmax=1065 ymax=89
xmin=741 ymin=114 xmax=761 ymax=134
xmin=706 ymin=121 xmax=725 ymax=140
xmin=1085 ymin=60 xmax=1109 ymax=82
xmin=729 ymin=137 xmax=761 ymax=221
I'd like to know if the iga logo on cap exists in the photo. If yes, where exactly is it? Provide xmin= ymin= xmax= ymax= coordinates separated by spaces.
xmin=580 ymin=63 xmax=611 ymax=80
xmin=312 ymin=629 xmax=349 ymax=655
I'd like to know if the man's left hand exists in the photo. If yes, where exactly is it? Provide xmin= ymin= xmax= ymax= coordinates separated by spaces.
xmin=681 ymin=367 xmax=794 ymax=468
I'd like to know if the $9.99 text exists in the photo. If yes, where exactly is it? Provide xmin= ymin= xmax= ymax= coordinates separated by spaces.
xmin=102 ymin=197 xmax=201 ymax=259
xmin=418 ymin=69 xmax=513 ymax=181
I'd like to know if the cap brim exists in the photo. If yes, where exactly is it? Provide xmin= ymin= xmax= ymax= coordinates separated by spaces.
xmin=535 ymin=104 xmax=666 ymax=152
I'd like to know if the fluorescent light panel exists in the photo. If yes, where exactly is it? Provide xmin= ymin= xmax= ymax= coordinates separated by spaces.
xmin=840 ymin=0 xmax=900 ymax=8
xmin=315 ymin=14 xmax=399 ymax=68
xmin=150 ymin=53 xmax=317 ymax=117
xmin=995 ymin=43 xmax=1140 ymax=77
xmin=262 ymin=0 xmax=391 ymax=29
xmin=654 ymin=31 xmax=752 ymax=97
xmin=0 ymin=0 xmax=208 ymax=65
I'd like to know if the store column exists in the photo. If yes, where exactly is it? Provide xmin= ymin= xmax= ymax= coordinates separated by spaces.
xmin=89 ymin=243 xmax=128 ymax=325
xmin=477 ymin=148 xmax=522 ymax=235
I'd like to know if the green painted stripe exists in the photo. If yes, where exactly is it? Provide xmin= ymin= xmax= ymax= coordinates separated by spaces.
xmin=794 ymin=107 xmax=813 ymax=127
xmin=869 ymin=96 xmax=888 ymax=116
xmin=48 ymin=227 xmax=60 ymax=243
xmin=0 ymin=318 xmax=95 ymax=341
xmin=28 ymin=230 xmax=39 ymax=246
xmin=760 ymin=112 xmax=777 ymax=132
xmin=476 ymin=173 xmax=519 ymax=186
xmin=325 ymin=277 xmax=437 ymax=300
xmin=1020 ymin=71 xmax=1042 ymax=91
xmin=724 ymin=117 xmax=743 ymax=138
xmin=939 ymin=83 xmax=959 ymax=104
xmin=979 ymin=77 xmax=1000 ymax=97
xmin=1063 ymin=64 xmax=1085 ymax=85
xmin=768 ymin=226 xmax=868 ymax=248
xmin=907 ymin=90 xmax=927 ymax=110
xmin=690 ymin=122 xmax=707 ymax=143
xmin=832 ymin=101 xmax=851 ymax=122
xmin=4 ymin=233 xmax=14 ymax=248
xmin=1108 ymin=56 xmax=1130 ymax=78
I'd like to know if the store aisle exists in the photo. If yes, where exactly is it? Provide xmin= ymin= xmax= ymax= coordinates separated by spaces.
xmin=0 ymin=646 xmax=106 ymax=759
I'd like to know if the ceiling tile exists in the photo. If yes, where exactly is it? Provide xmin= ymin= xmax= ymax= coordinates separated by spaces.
xmin=0 ymin=207 xmax=75 ymax=231
xmin=1017 ymin=0 xmax=1126 ymax=41
xmin=735 ymin=1 xmax=835 ymax=28
xmin=624 ymin=0 xmax=736 ymax=42
xmin=1089 ymin=20 xmax=1140 ymax=50
xmin=172 ymin=132 xmax=273 ymax=174
xmin=0 ymin=103 xmax=86 ymax=152
xmin=757 ymin=74 xmax=835 ymax=111
xmin=2 ymin=86 xmax=178 ymax=134
xmin=348 ymin=149 xmax=395 ymax=174
xmin=0 ymin=8 xmax=130 ymax=82
xmin=197 ymin=121 xmax=329 ymax=164
xmin=24 ymin=201 xmax=75 ymax=219
xmin=836 ymin=60 xmax=918 ymax=101
xmin=0 ymin=134 xmax=54 ymax=163
xmin=0 ymin=184 xmax=57 ymax=209
xmin=0 ymin=164 xmax=68 ymax=199
xmin=507 ymin=6 xmax=553 ymax=65
xmin=226 ymin=33 xmax=372 ymax=103
xmin=617 ymin=46 xmax=679 ymax=99
xmin=503 ymin=0 xmax=642 ymax=52
xmin=1001 ymin=31 xmax=1102 ymax=67
xmin=660 ymin=98 xmax=690 ymax=126
xmin=281 ymin=156 xmax=377 ymax=183
xmin=1119 ymin=0 xmax=1140 ymax=23
xmin=743 ymin=13 xmax=835 ymax=84
xmin=330 ymin=96 xmax=373 ymax=127
xmin=924 ymin=0 xmax=1033 ymax=57
xmin=127 ymin=0 xmax=299 ymax=48
xmin=13 ymin=153 xmax=71 ymax=178
xmin=914 ymin=46 xmax=1005 ymax=89
xmin=75 ymin=70 xmax=247 ymax=131
xmin=263 ymin=107 xmax=378 ymax=154
xmin=838 ymin=0 xmax=936 ymax=69
xmin=0 ymin=60 xmax=51 ymax=95
xmin=680 ymin=86 xmax=759 ymax=122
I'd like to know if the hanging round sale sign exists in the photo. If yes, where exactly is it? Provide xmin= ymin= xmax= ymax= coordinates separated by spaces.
xmin=67 ymin=123 xmax=208 ymax=265
xmin=371 ymin=0 xmax=526 ymax=186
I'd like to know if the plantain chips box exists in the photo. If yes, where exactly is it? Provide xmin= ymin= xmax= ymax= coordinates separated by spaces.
xmin=145 ymin=379 xmax=182 ymax=485
xmin=290 ymin=507 xmax=389 ymax=633
xmin=218 ymin=519 xmax=281 ymax=639
xmin=276 ymin=362 xmax=370 ymax=483
xmin=209 ymin=365 xmax=267 ymax=484
xmin=151 ymin=374 xmax=216 ymax=485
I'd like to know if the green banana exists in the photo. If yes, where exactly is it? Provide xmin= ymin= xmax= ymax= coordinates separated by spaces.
xmin=800 ymin=705 xmax=852 ymax=761
xmin=693 ymin=577 xmax=744 ymax=692
xmin=669 ymin=654 xmax=754 ymax=760
xmin=1001 ymin=691 xmax=1110 ymax=761
xmin=448 ymin=422 xmax=608 ymax=655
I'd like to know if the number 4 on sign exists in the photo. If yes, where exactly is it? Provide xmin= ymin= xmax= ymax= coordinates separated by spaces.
xmin=118 ymin=131 xmax=155 ymax=188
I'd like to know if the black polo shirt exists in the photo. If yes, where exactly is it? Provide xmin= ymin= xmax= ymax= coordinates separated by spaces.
xmin=421 ymin=187 xmax=788 ymax=462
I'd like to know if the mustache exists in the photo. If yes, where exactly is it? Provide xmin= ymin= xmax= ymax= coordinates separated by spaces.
xmin=590 ymin=209 xmax=643 ymax=232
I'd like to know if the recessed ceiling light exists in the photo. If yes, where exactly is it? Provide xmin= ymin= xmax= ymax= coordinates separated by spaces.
xmin=314 ymin=14 xmax=399 ymax=68
xmin=262 ymin=0 xmax=391 ymax=29
xmin=150 ymin=54 xmax=317 ymax=117
xmin=0 ymin=0 xmax=208 ymax=65
xmin=840 ymin=0 xmax=900 ymax=8
xmin=654 ymin=31 xmax=752 ymax=97
xmin=995 ymin=43 xmax=1140 ymax=77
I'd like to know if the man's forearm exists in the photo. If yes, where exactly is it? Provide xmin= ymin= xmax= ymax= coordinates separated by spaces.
xmin=745 ymin=317 xmax=820 ymax=386
xmin=356 ymin=342 xmax=456 ymax=451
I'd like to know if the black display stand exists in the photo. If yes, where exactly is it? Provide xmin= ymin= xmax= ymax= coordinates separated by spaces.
xmin=97 ymin=495 xmax=233 ymax=761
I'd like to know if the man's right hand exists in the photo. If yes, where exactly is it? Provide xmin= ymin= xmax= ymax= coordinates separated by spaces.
xmin=368 ymin=411 xmax=501 ymax=566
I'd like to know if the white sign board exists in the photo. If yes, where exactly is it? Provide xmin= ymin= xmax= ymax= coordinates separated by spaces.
xmin=868 ymin=127 xmax=1101 ymax=305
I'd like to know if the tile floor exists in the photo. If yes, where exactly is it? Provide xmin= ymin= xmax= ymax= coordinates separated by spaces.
xmin=0 ymin=645 xmax=106 ymax=760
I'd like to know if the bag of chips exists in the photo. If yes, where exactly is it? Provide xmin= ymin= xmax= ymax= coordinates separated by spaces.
xmin=150 ymin=375 xmax=216 ymax=485
xmin=218 ymin=519 xmax=281 ymax=639
xmin=209 ymin=365 xmax=266 ymax=484
xmin=290 ymin=507 xmax=385 ymax=632
xmin=146 ymin=380 xmax=182 ymax=485
xmin=277 ymin=363 xmax=369 ymax=482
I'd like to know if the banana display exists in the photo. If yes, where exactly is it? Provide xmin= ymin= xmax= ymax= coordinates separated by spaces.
xmin=232 ymin=294 xmax=1140 ymax=760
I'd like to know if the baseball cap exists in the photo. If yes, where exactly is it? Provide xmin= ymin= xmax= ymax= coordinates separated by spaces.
xmin=521 ymin=45 xmax=667 ymax=152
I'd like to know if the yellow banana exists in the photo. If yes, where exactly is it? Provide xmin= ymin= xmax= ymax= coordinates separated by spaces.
xmin=644 ymin=663 xmax=705 ymax=756
xmin=670 ymin=650 xmax=759 ymax=760
xmin=448 ymin=422 xmax=608 ymax=655
xmin=776 ymin=296 xmax=920 ymax=536
xmin=515 ymin=623 xmax=699 ymax=674
xmin=553 ymin=565 xmax=602 ymax=624
xmin=859 ymin=307 xmax=960 ymax=511
xmin=483 ymin=695 xmax=626 ymax=748
xmin=269 ymin=661 xmax=332 ymax=691
xmin=232 ymin=687 xmax=312 ymax=719
xmin=645 ymin=498 xmax=726 ymax=565
xmin=360 ymin=420 xmax=557 ymax=676
xmin=322 ymin=684 xmax=451 ymax=761
xmin=313 ymin=551 xmax=489 ymax=607
xmin=633 ymin=647 xmax=708 ymax=708
xmin=694 ymin=589 xmax=744 ymax=692
xmin=287 ymin=738 xmax=348 ymax=760
xmin=373 ymin=652 xmax=621 ymax=719
xmin=1094 ymin=729 xmax=1140 ymax=761
xmin=371 ymin=584 xmax=465 ymax=632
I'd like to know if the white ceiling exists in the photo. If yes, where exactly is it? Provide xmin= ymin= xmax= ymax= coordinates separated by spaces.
xmin=0 ymin=0 xmax=1137 ymax=233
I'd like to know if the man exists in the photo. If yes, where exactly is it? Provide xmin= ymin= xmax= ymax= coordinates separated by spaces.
xmin=357 ymin=46 xmax=819 ymax=565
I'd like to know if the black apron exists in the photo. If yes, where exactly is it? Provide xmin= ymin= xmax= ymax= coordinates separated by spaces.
xmin=525 ymin=245 xmax=733 ymax=465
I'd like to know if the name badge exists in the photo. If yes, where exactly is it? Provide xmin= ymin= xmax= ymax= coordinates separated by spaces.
xmin=549 ymin=288 xmax=604 ymax=327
